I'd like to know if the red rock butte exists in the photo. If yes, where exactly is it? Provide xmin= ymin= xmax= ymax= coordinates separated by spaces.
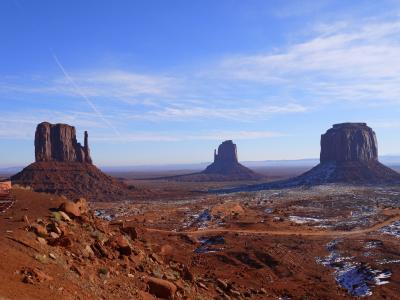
xmin=320 ymin=123 xmax=378 ymax=163
xmin=216 ymin=123 xmax=400 ymax=193
xmin=35 ymin=122 xmax=92 ymax=164
xmin=290 ymin=122 xmax=400 ymax=184
xmin=11 ymin=122 xmax=133 ymax=201
xmin=203 ymin=140 xmax=239 ymax=173
xmin=154 ymin=140 xmax=263 ymax=181
xmin=202 ymin=140 xmax=262 ymax=180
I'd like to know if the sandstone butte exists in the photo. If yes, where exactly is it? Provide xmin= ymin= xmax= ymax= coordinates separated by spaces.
xmin=215 ymin=123 xmax=400 ymax=193
xmin=282 ymin=122 xmax=400 ymax=184
xmin=156 ymin=140 xmax=264 ymax=182
xmin=201 ymin=140 xmax=264 ymax=179
xmin=11 ymin=122 xmax=134 ymax=202
xmin=303 ymin=122 xmax=400 ymax=184
xmin=35 ymin=122 xmax=92 ymax=164
xmin=320 ymin=123 xmax=378 ymax=163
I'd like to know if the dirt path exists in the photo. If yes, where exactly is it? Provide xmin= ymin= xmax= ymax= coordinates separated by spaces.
xmin=144 ymin=213 xmax=400 ymax=238
xmin=0 ymin=194 xmax=16 ymax=214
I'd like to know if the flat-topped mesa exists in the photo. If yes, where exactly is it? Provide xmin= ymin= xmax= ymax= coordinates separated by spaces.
xmin=213 ymin=140 xmax=238 ymax=163
xmin=320 ymin=123 xmax=378 ymax=163
xmin=214 ymin=122 xmax=400 ymax=193
xmin=35 ymin=122 xmax=92 ymax=164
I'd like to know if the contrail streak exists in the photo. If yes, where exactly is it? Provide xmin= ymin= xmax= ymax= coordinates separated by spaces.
xmin=51 ymin=52 xmax=121 ymax=136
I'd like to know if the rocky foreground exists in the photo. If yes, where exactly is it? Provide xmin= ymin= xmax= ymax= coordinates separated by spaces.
xmin=1 ymin=189 xmax=270 ymax=299
xmin=0 ymin=190 xmax=194 ymax=299
xmin=3 ymin=184 xmax=400 ymax=299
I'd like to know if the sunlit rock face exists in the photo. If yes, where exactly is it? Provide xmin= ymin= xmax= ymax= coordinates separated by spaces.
xmin=35 ymin=122 xmax=92 ymax=164
xmin=11 ymin=122 xmax=135 ymax=202
xmin=320 ymin=123 xmax=378 ymax=163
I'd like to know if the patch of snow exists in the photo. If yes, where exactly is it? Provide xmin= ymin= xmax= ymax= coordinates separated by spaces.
xmin=289 ymin=216 xmax=328 ymax=224
xmin=379 ymin=220 xmax=400 ymax=238
xmin=94 ymin=209 xmax=113 ymax=221
xmin=194 ymin=236 xmax=225 ymax=254
xmin=376 ymin=259 xmax=400 ymax=265
xmin=182 ymin=208 xmax=212 ymax=229
xmin=364 ymin=241 xmax=382 ymax=250
xmin=316 ymin=239 xmax=391 ymax=297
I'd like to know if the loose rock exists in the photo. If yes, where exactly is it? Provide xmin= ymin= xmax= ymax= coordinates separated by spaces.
xmin=147 ymin=276 xmax=177 ymax=299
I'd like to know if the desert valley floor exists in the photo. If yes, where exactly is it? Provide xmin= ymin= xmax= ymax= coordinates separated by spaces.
xmin=1 ymin=168 xmax=400 ymax=299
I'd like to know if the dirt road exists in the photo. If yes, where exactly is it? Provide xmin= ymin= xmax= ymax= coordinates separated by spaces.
xmin=144 ymin=212 xmax=400 ymax=238
xmin=0 ymin=195 xmax=15 ymax=214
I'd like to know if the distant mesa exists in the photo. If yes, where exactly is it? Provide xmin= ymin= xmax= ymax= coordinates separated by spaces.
xmin=11 ymin=122 xmax=133 ymax=202
xmin=215 ymin=123 xmax=400 ymax=193
xmin=202 ymin=140 xmax=263 ymax=180
xmin=157 ymin=140 xmax=264 ymax=182
xmin=297 ymin=122 xmax=400 ymax=184
xmin=203 ymin=140 xmax=239 ymax=173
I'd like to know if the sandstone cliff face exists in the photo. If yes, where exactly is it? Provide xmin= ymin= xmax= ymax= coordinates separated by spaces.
xmin=320 ymin=123 xmax=378 ymax=163
xmin=213 ymin=140 xmax=239 ymax=164
xmin=35 ymin=122 xmax=92 ymax=164
xmin=11 ymin=122 xmax=142 ymax=201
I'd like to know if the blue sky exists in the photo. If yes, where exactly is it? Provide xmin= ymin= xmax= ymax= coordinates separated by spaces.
xmin=2 ymin=0 xmax=400 ymax=166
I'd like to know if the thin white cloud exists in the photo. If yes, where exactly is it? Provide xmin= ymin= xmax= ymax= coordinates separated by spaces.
xmin=52 ymin=70 xmax=177 ymax=102
xmin=0 ymin=72 xmax=309 ymax=122
xmin=5 ymin=15 xmax=400 ymax=130
xmin=0 ymin=110 xmax=286 ymax=142
xmin=92 ymin=130 xmax=285 ymax=143
xmin=218 ymin=18 xmax=400 ymax=104
xmin=371 ymin=120 xmax=400 ymax=129
xmin=0 ymin=110 xmax=107 ymax=139
xmin=52 ymin=53 xmax=121 ymax=136
xmin=127 ymin=103 xmax=308 ymax=121
xmin=0 ymin=69 xmax=177 ymax=106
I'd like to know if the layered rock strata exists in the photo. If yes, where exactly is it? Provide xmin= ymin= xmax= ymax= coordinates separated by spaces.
xmin=35 ymin=122 xmax=92 ymax=164
xmin=320 ymin=123 xmax=378 ymax=163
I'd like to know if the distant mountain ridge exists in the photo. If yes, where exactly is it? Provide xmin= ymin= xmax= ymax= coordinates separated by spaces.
xmin=2 ymin=155 xmax=400 ymax=175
